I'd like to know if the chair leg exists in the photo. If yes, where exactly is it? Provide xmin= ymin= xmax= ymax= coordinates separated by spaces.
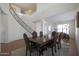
xmin=57 ymin=44 xmax=60 ymax=50
xmin=38 ymin=49 xmax=43 ymax=56
xmin=26 ymin=51 xmax=27 ymax=56
xmin=26 ymin=47 xmax=27 ymax=56
xmin=29 ymin=49 xmax=31 ymax=56
xmin=29 ymin=51 xmax=31 ymax=56
xmin=37 ymin=51 xmax=39 ymax=56
xmin=38 ymin=50 xmax=41 ymax=56
xmin=37 ymin=48 xmax=41 ymax=56
xmin=54 ymin=45 xmax=57 ymax=53
xmin=60 ymin=43 xmax=61 ymax=48
xmin=41 ymin=51 xmax=43 ymax=56
xmin=51 ymin=46 xmax=54 ymax=56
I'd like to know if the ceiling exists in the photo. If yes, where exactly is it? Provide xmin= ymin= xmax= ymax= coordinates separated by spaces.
xmin=13 ymin=3 xmax=37 ymax=14
xmin=12 ymin=3 xmax=79 ymax=23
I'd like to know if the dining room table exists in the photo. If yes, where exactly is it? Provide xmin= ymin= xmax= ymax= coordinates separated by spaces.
xmin=29 ymin=35 xmax=54 ymax=55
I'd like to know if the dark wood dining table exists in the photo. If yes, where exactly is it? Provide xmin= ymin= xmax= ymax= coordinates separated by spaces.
xmin=29 ymin=37 xmax=54 ymax=55
xmin=29 ymin=37 xmax=51 ymax=46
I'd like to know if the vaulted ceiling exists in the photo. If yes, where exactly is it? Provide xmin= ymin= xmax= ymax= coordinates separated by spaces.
xmin=12 ymin=3 xmax=79 ymax=23
xmin=12 ymin=3 xmax=37 ymax=15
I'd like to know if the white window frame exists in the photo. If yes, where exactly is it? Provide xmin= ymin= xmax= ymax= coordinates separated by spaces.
xmin=57 ymin=24 xmax=69 ymax=34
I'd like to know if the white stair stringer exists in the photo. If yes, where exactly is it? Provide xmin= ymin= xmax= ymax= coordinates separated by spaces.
xmin=9 ymin=4 xmax=34 ymax=34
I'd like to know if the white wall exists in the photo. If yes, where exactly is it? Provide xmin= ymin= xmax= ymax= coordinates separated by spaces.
xmin=1 ymin=15 xmax=8 ymax=43
xmin=0 ymin=4 xmax=9 ymax=43
xmin=76 ymin=28 xmax=79 ymax=54
xmin=0 ymin=14 xmax=2 ymax=43
xmin=7 ymin=6 xmax=35 ymax=43
xmin=0 ymin=3 xmax=36 ymax=43
xmin=7 ymin=14 xmax=34 ymax=42
xmin=75 ymin=16 xmax=79 ymax=54
xmin=0 ymin=4 xmax=8 ymax=43
xmin=0 ymin=13 xmax=2 ymax=52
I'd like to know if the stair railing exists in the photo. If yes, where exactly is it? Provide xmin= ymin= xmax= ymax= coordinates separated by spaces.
xmin=9 ymin=3 xmax=34 ymax=34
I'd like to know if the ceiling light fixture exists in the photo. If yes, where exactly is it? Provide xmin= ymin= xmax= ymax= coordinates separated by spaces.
xmin=28 ymin=9 xmax=32 ymax=13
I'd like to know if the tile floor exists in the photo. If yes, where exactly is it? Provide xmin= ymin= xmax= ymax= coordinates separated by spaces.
xmin=31 ymin=41 xmax=70 ymax=56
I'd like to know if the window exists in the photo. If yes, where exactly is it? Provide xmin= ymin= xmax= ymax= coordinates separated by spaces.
xmin=57 ymin=24 xmax=62 ymax=32
xmin=57 ymin=24 xmax=69 ymax=34
xmin=48 ymin=25 xmax=51 ymax=31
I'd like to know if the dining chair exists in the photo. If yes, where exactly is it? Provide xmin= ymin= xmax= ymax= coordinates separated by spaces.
xmin=47 ymin=39 xmax=54 ymax=56
xmin=32 ymin=31 xmax=37 ymax=39
xmin=23 ymin=33 xmax=30 ymax=56
xmin=57 ymin=32 xmax=63 ymax=49
xmin=36 ymin=36 xmax=48 ymax=56
xmin=23 ymin=33 xmax=38 ymax=56
xmin=63 ymin=33 xmax=70 ymax=43
xmin=38 ymin=44 xmax=48 ymax=56
xmin=46 ymin=31 xmax=57 ymax=56
xmin=39 ymin=31 xmax=43 ymax=38
xmin=52 ymin=31 xmax=57 ymax=53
